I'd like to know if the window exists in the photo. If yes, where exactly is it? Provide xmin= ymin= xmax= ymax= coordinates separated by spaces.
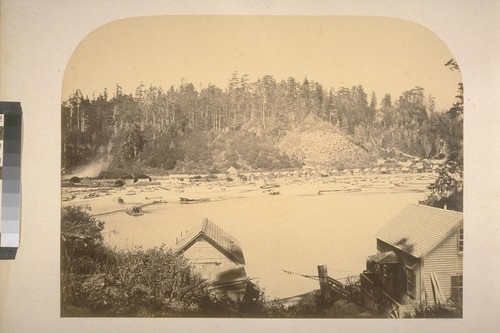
xmin=382 ymin=265 xmax=389 ymax=278
xmin=405 ymin=267 xmax=416 ymax=298
xmin=451 ymin=275 xmax=463 ymax=303
xmin=458 ymin=228 xmax=464 ymax=253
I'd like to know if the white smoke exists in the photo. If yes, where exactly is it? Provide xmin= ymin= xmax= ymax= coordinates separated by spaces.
xmin=66 ymin=158 xmax=110 ymax=178
xmin=65 ymin=142 xmax=115 ymax=178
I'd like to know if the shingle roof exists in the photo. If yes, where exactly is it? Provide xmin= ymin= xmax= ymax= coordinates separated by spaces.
xmin=368 ymin=251 xmax=401 ymax=264
xmin=376 ymin=204 xmax=463 ymax=258
xmin=175 ymin=218 xmax=245 ymax=264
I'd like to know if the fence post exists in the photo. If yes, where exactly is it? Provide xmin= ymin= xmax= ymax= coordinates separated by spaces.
xmin=317 ymin=265 xmax=331 ymax=302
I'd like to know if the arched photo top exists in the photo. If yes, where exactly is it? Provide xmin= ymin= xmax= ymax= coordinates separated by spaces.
xmin=63 ymin=15 xmax=462 ymax=111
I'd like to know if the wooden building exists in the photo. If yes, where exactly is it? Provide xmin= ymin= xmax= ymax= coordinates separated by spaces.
xmin=226 ymin=166 xmax=239 ymax=178
xmin=360 ymin=204 xmax=463 ymax=317
xmin=174 ymin=218 xmax=258 ymax=302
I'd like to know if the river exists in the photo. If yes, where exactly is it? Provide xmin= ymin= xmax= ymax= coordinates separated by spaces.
xmin=86 ymin=175 xmax=431 ymax=299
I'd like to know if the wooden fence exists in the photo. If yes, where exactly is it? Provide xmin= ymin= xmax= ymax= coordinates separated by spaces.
xmin=317 ymin=266 xmax=402 ymax=318
xmin=360 ymin=272 xmax=401 ymax=318
xmin=317 ymin=265 xmax=350 ymax=300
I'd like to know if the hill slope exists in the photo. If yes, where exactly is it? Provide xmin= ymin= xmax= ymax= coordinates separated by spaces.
xmin=278 ymin=116 xmax=375 ymax=169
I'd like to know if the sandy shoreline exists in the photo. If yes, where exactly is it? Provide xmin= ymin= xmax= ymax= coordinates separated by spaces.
xmin=62 ymin=172 xmax=436 ymax=216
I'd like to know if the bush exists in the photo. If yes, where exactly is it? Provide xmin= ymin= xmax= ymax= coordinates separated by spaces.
xmin=61 ymin=206 xmax=212 ymax=317
xmin=61 ymin=206 xmax=116 ymax=314
xmin=412 ymin=302 xmax=462 ymax=318
xmin=69 ymin=176 xmax=81 ymax=183
xmin=419 ymin=161 xmax=463 ymax=211
xmin=114 ymin=179 xmax=125 ymax=187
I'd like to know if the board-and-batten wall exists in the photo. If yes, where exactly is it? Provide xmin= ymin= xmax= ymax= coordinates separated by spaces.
xmin=181 ymin=238 xmax=239 ymax=279
xmin=422 ymin=228 xmax=463 ymax=302
xmin=180 ymin=237 xmax=249 ymax=301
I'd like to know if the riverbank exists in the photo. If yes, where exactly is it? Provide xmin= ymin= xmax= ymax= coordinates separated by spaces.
xmin=62 ymin=172 xmax=436 ymax=216
xmin=61 ymin=172 xmax=434 ymax=299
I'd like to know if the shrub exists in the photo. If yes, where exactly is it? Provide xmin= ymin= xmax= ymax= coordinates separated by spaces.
xmin=69 ymin=176 xmax=81 ymax=183
xmin=61 ymin=206 xmax=212 ymax=317
xmin=114 ymin=179 xmax=125 ymax=187
xmin=412 ymin=302 xmax=462 ymax=318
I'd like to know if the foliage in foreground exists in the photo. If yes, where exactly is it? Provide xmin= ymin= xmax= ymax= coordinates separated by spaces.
xmin=61 ymin=206 xmax=212 ymax=316
xmin=412 ymin=301 xmax=463 ymax=318
xmin=61 ymin=206 xmax=355 ymax=317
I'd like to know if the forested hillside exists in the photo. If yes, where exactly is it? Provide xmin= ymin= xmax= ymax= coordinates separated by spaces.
xmin=62 ymin=71 xmax=462 ymax=176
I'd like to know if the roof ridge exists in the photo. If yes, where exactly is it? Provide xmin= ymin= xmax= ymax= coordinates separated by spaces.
xmin=195 ymin=217 xmax=245 ymax=265
xmin=413 ymin=203 xmax=463 ymax=215
xmin=376 ymin=204 xmax=463 ymax=258
xmin=201 ymin=217 xmax=210 ymax=233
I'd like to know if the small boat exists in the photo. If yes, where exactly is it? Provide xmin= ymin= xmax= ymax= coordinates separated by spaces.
xmin=126 ymin=206 xmax=144 ymax=216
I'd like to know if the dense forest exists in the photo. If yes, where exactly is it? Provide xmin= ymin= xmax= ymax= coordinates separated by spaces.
xmin=62 ymin=69 xmax=463 ymax=176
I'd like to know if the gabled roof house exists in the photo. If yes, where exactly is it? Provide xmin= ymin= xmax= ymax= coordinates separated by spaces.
xmin=361 ymin=204 xmax=463 ymax=317
xmin=174 ymin=218 xmax=257 ymax=301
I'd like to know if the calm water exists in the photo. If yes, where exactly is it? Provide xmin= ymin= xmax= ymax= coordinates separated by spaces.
xmin=99 ymin=181 xmax=427 ymax=299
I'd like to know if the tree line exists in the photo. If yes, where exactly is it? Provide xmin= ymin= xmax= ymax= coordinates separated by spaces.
xmin=419 ymin=58 xmax=463 ymax=211
xmin=62 ymin=71 xmax=462 ymax=174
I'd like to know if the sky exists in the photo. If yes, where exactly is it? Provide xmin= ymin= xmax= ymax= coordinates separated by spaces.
xmin=63 ymin=16 xmax=462 ymax=111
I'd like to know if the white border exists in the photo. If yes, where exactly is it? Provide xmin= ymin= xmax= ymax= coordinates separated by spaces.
xmin=1 ymin=1 xmax=499 ymax=332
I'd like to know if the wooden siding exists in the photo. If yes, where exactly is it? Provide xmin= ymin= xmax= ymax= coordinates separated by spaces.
xmin=422 ymin=228 xmax=463 ymax=304
xmin=376 ymin=227 xmax=463 ymax=313
xmin=182 ymin=238 xmax=238 ymax=277
xmin=377 ymin=239 xmax=422 ymax=311
xmin=181 ymin=237 xmax=249 ymax=301
xmin=175 ymin=218 xmax=245 ymax=265
xmin=376 ymin=204 xmax=463 ymax=257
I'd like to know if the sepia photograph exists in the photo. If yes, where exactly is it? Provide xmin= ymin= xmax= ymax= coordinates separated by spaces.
xmin=59 ymin=16 xmax=465 ymax=318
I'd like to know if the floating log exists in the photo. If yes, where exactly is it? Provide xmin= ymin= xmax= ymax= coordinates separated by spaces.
xmin=260 ymin=183 xmax=280 ymax=189
xmin=318 ymin=187 xmax=361 ymax=195
xmin=180 ymin=197 xmax=211 ymax=204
